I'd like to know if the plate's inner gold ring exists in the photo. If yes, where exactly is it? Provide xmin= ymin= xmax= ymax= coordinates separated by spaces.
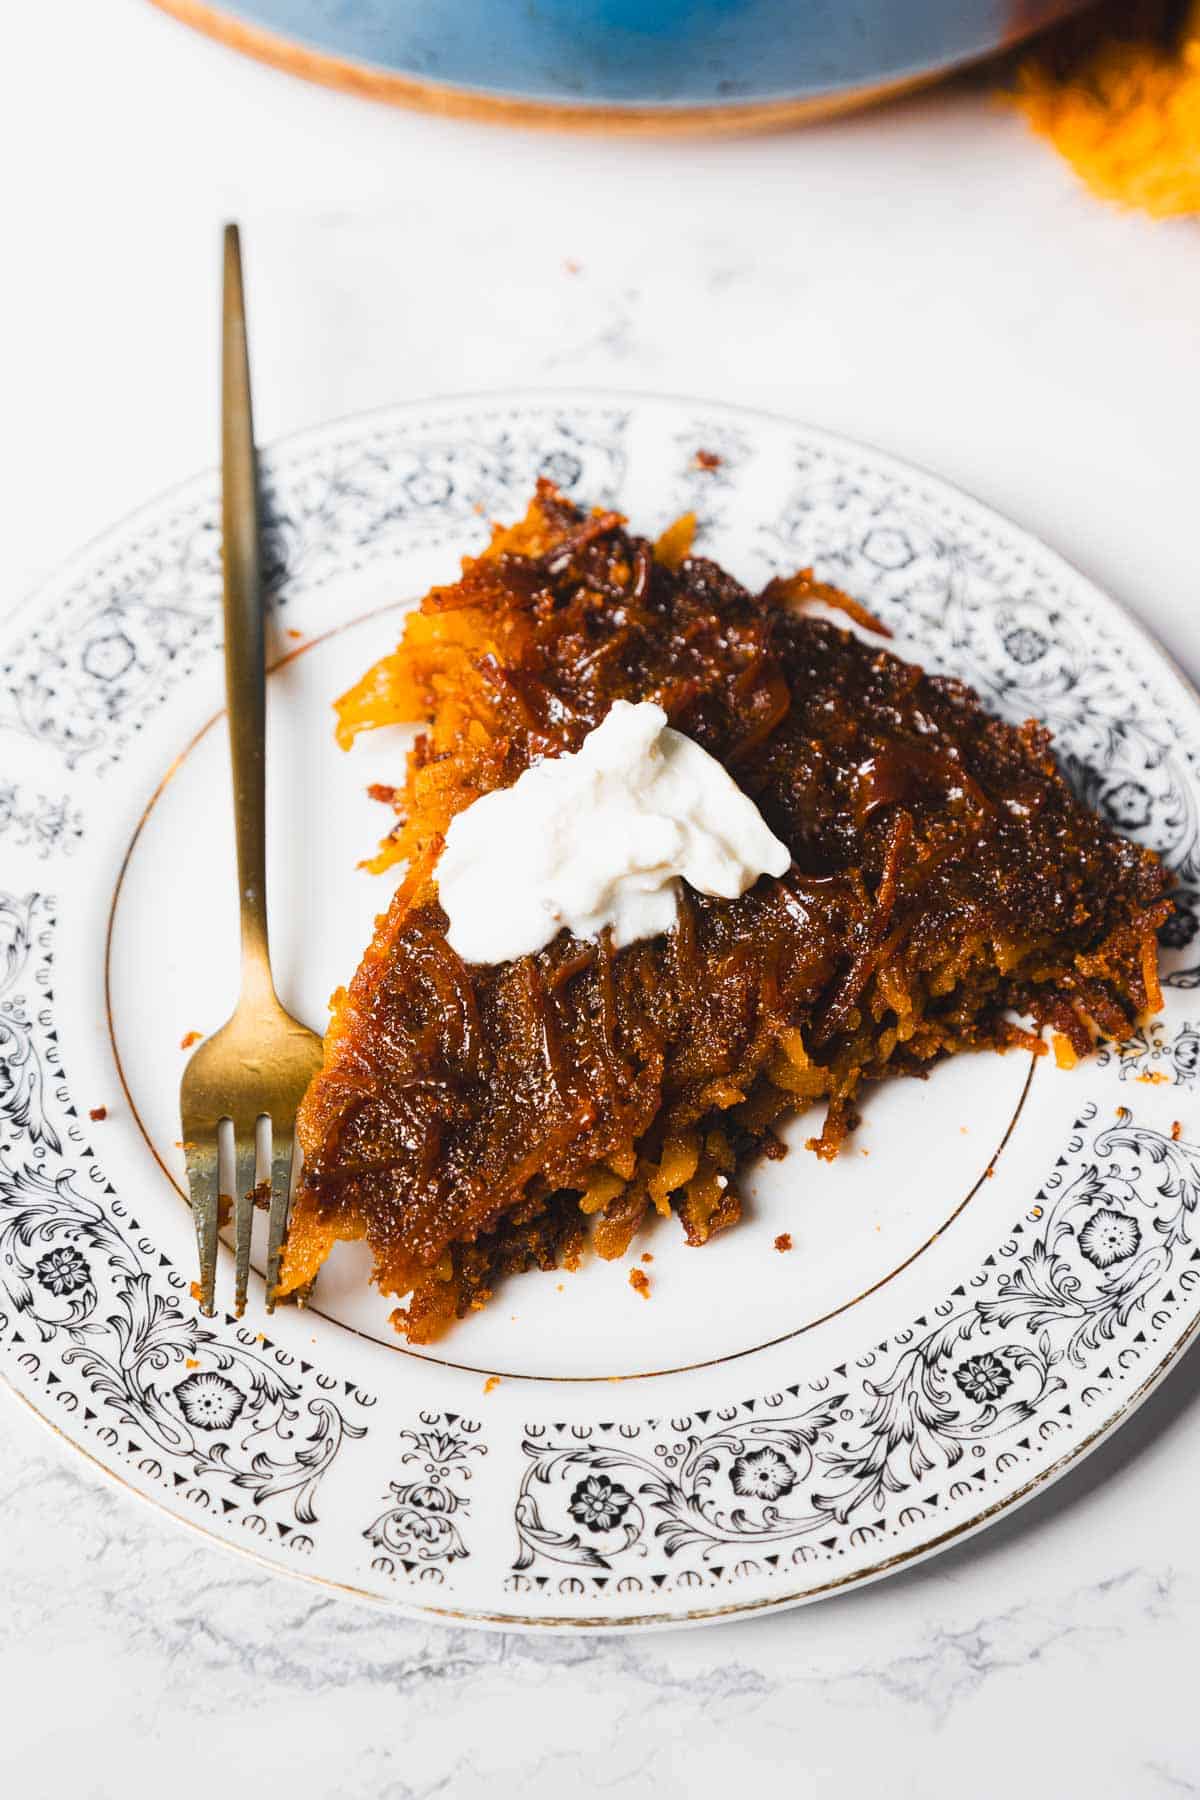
xmin=104 ymin=600 xmax=1038 ymax=1384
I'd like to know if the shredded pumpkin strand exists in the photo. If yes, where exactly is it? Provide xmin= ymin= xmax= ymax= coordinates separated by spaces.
xmin=1013 ymin=0 xmax=1200 ymax=216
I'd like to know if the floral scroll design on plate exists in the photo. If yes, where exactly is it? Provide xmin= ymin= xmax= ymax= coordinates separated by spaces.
xmin=256 ymin=412 xmax=628 ymax=605
xmin=761 ymin=453 xmax=1200 ymax=987
xmin=513 ymin=1104 xmax=1200 ymax=1584
xmin=0 ymin=409 xmax=628 ymax=772
xmin=0 ymin=891 xmax=366 ymax=1529
xmin=0 ymin=892 xmax=62 ymax=1156
xmin=1096 ymin=1018 xmax=1200 ymax=1087
xmin=0 ymin=1156 xmax=365 ymax=1525
xmin=364 ymin=1416 xmax=486 ymax=1580
xmin=0 ymin=786 xmax=83 ymax=860
xmin=514 ymin=1396 xmax=842 ymax=1575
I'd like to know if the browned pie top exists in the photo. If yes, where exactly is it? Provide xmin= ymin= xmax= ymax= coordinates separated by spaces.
xmin=287 ymin=484 xmax=1169 ymax=1309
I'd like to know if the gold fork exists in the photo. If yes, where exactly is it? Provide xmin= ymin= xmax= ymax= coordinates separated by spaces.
xmin=180 ymin=224 xmax=324 ymax=1319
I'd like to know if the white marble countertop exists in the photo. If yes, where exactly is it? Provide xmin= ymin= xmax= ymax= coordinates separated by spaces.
xmin=4 ymin=2 xmax=1200 ymax=1792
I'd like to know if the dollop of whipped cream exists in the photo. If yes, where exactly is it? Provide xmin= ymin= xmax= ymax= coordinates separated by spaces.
xmin=435 ymin=699 xmax=791 ymax=965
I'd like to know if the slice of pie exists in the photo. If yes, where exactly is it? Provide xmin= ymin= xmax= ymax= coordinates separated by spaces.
xmin=278 ymin=482 xmax=1170 ymax=1340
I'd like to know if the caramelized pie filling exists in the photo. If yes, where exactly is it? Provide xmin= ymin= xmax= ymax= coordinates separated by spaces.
xmin=279 ymin=484 xmax=1170 ymax=1340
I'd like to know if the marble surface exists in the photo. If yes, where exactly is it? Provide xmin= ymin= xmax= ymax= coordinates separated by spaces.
xmin=4 ymin=1 xmax=1200 ymax=1791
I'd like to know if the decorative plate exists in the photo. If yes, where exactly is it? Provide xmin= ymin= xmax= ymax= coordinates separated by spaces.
xmin=3 ymin=391 xmax=1199 ymax=1632
xmin=150 ymin=0 xmax=1086 ymax=131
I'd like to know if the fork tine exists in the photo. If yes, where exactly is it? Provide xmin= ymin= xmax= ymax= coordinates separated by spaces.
xmin=265 ymin=1128 xmax=295 ymax=1313
xmin=233 ymin=1136 xmax=257 ymax=1318
xmin=185 ymin=1139 xmax=221 ymax=1317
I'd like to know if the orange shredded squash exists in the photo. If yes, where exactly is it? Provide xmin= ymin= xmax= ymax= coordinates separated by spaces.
xmin=1014 ymin=0 xmax=1200 ymax=216
xmin=653 ymin=512 xmax=697 ymax=571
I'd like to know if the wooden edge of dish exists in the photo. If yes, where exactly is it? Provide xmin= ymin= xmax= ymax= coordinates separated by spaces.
xmin=148 ymin=0 xmax=945 ymax=136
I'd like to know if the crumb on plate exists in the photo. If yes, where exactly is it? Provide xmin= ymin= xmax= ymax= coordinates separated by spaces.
xmin=483 ymin=1375 xmax=501 ymax=1395
xmin=774 ymin=1232 xmax=792 ymax=1253
xmin=180 ymin=1029 xmax=202 ymax=1050
xmin=629 ymin=1267 xmax=651 ymax=1299
xmin=89 ymin=1105 xmax=107 ymax=1122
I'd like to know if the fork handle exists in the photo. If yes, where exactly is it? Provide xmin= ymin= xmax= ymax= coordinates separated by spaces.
xmin=221 ymin=223 xmax=273 ymax=999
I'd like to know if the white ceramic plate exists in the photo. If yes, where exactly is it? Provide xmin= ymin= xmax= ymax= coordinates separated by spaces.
xmin=3 ymin=391 xmax=1200 ymax=1631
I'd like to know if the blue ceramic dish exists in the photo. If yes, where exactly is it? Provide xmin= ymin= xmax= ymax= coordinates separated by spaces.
xmin=156 ymin=0 xmax=1088 ymax=127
